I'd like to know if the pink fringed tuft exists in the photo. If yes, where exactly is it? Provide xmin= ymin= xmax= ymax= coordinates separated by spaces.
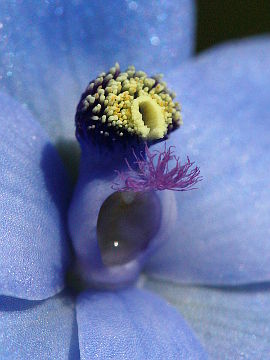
xmin=112 ymin=143 xmax=202 ymax=192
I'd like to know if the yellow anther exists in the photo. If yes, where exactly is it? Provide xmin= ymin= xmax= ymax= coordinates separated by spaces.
xmin=79 ymin=64 xmax=181 ymax=143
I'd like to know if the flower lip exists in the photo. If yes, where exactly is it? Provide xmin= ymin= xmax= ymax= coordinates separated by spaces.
xmin=75 ymin=63 xmax=182 ymax=150
xmin=97 ymin=190 xmax=162 ymax=267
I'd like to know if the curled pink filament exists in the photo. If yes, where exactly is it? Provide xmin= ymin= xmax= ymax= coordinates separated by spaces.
xmin=113 ymin=143 xmax=202 ymax=192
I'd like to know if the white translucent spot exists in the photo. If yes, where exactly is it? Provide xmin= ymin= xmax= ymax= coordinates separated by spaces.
xmin=121 ymin=192 xmax=135 ymax=204
xmin=223 ymin=137 xmax=231 ymax=146
xmin=114 ymin=241 xmax=119 ymax=247
xmin=54 ymin=6 xmax=63 ymax=16
xmin=6 ymin=71 xmax=12 ymax=77
xmin=128 ymin=1 xmax=138 ymax=10
xmin=157 ymin=13 xmax=167 ymax=22
xmin=0 ymin=23 xmax=3 ymax=29
xmin=239 ymin=153 xmax=250 ymax=164
xmin=150 ymin=35 xmax=160 ymax=46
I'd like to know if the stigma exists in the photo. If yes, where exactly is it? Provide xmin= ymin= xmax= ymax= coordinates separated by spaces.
xmin=75 ymin=63 xmax=182 ymax=149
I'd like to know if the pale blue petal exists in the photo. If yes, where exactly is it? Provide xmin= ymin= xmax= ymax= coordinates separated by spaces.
xmin=0 ymin=92 xmax=71 ymax=300
xmin=0 ymin=0 xmax=195 ymax=143
xmin=0 ymin=293 xmax=79 ymax=359
xmin=146 ymin=36 xmax=270 ymax=284
xmin=76 ymin=287 xmax=207 ymax=359
xmin=144 ymin=277 xmax=270 ymax=360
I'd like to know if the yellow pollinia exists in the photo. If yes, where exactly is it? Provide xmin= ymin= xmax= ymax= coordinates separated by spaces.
xmin=77 ymin=63 xmax=182 ymax=144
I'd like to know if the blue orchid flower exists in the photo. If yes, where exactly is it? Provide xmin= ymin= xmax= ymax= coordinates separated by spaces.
xmin=0 ymin=1 xmax=270 ymax=359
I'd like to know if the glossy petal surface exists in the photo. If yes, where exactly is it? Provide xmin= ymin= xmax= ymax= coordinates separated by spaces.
xmin=0 ymin=0 xmax=195 ymax=143
xmin=0 ymin=293 xmax=79 ymax=359
xmin=76 ymin=287 xmax=207 ymax=359
xmin=146 ymin=37 xmax=270 ymax=284
xmin=0 ymin=92 xmax=71 ymax=300
xmin=145 ymin=277 xmax=270 ymax=360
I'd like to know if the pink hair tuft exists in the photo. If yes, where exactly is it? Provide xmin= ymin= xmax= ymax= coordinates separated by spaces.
xmin=112 ymin=143 xmax=202 ymax=192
